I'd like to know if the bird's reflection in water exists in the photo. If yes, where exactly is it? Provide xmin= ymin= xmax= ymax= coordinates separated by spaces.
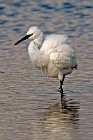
xmin=61 ymin=95 xmax=79 ymax=122
xmin=37 ymin=96 xmax=80 ymax=140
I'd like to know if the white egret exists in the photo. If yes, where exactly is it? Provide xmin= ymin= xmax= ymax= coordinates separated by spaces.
xmin=15 ymin=26 xmax=77 ymax=100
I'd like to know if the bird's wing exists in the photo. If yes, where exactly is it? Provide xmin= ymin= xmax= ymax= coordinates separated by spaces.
xmin=50 ymin=44 xmax=77 ymax=69
xmin=41 ymin=34 xmax=69 ymax=53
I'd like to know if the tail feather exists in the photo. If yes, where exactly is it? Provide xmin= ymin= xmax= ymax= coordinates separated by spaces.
xmin=72 ymin=64 xmax=78 ymax=69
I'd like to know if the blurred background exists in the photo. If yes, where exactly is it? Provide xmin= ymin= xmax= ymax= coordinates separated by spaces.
xmin=0 ymin=0 xmax=93 ymax=140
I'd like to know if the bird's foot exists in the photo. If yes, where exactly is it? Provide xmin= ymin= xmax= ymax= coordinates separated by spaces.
xmin=58 ymin=88 xmax=64 ymax=102
xmin=58 ymin=87 xmax=63 ymax=94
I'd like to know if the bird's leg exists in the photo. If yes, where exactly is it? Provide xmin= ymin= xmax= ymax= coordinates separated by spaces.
xmin=58 ymin=75 xmax=65 ymax=101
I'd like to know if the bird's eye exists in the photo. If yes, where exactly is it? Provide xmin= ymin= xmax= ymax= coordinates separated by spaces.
xmin=30 ymin=33 xmax=33 ymax=36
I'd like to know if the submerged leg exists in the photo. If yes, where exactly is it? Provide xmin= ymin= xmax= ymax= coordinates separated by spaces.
xmin=58 ymin=75 xmax=65 ymax=101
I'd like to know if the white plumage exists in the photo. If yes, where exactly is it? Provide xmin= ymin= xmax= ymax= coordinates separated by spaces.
xmin=15 ymin=26 xmax=77 ymax=100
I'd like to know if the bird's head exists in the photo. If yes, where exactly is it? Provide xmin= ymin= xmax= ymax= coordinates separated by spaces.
xmin=14 ymin=26 xmax=42 ymax=45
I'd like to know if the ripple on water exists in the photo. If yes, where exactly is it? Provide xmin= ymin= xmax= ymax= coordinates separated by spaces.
xmin=0 ymin=0 xmax=93 ymax=140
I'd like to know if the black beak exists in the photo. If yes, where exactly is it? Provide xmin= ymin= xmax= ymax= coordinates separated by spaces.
xmin=14 ymin=34 xmax=31 ymax=45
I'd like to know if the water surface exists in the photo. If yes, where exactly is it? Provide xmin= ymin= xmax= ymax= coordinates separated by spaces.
xmin=0 ymin=0 xmax=93 ymax=140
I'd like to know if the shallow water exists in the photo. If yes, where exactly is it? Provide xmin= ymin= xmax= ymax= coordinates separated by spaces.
xmin=0 ymin=0 xmax=93 ymax=140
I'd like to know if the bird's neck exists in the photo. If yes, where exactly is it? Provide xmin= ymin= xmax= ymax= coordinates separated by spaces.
xmin=33 ymin=32 xmax=43 ymax=49
xmin=28 ymin=32 xmax=44 ymax=69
